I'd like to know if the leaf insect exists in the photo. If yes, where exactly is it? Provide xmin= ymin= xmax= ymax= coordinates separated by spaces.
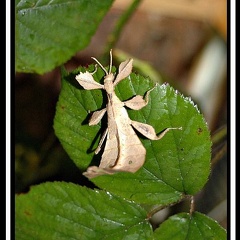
xmin=75 ymin=50 xmax=182 ymax=178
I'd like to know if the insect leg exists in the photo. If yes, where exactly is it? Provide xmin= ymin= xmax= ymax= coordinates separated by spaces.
xmin=124 ymin=84 xmax=157 ymax=110
xmin=131 ymin=120 xmax=182 ymax=140
xmin=89 ymin=108 xmax=107 ymax=126
xmin=95 ymin=128 xmax=108 ymax=154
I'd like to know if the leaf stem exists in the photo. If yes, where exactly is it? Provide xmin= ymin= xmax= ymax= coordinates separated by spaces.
xmin=211 ymin=124 xmax=227 ymax=145
xmin=211 ymin=124 xmax=227 ymax=167
xmin=103 ymin=0 xmax=143 ymax=59
xmin=146 ymin=195 xmax=185 ymax=220
xmin=189 ymin=196 xmax=195 ymax=215
xmin=211 ymin=142 xmax=227 ymax=168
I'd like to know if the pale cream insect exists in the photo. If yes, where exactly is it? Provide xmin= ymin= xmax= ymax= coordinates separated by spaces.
xmin=75 ymin=50 xmax=182 ymax=178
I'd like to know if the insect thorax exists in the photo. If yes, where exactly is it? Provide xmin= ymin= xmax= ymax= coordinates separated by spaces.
xmin=104 ymin=73 xmax=115 ymax=94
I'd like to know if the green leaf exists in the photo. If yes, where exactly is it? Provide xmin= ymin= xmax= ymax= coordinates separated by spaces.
xmin=54 ymin=64 xmax=211 ymax=205
xmin=15 ymin=0 xmax=114 ymax=74
xmin=54 ymin=65 xmax=103 ymax=170
xmin=15 ymin=182 xmax=153 ymax=240
xmin=153 ymin=212 xmax=227 ymax=240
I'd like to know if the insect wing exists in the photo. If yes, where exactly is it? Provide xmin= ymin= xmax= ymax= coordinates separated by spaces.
xmin=112 ymin=124 xmax=146 ymax=173
xmin=99 ymin=129 xmax=119 ymax=169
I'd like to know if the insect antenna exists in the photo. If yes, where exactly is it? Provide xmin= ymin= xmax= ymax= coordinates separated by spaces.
xmin=91 ymin=56 xmax=108 ymax=76
xmin=91 ymin=49 xmax=113 ymax=76
xmin=109 ymin=49 xmax=112 ymax=74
